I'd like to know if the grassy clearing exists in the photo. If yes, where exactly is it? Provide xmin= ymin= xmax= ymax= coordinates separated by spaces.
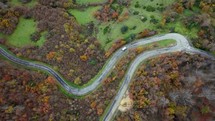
xmin=69 ymin=6 xmax=102 ymax=25
xmin=7 ymin=17 xmax=36 ymax=47
xmin=36 ymin=32 xmax=47 ymax=47
xmin=9 ymin=0 xmax=37 ymax=7
xmin=162 ymin=21 xmax=199 ymax=39
xmin=0 ymin=17 xmax=46 ymax=48
xmin=75 ymin=0 xmax=105 ymax=4
xmin=158 ymin=5 xmax=200 ymax=39
xmin=69 ymin=0 xmax=176 ymax=50
xmin=97 ymin=0 xmax=176 ymax=50
xmin=170 ymin=22 xmax=198 ymax=39
xmin=154 ymin=39 xmax=176 ymax=47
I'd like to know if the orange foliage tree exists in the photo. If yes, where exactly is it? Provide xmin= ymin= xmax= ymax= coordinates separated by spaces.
xmin=46 ymin=51 xmax=56 ymax=60
xmin=45 ymin=76 xmax=55 ymax=85
xmin=105 ymin=39 xmax=126 ymax=58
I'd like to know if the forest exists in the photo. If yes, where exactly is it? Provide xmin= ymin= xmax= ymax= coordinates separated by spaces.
xmin=1 ymin=52 xmax=214 ymax=120
xmin=0 ymin=0 xmax=214 ymax=86
xmin=0 ymin=0 xmax=215 ymax=120
xmin=0 ymin=0 xmax=106 ymax=86
xmin=115 ymin=52 xmax=215 ymax=121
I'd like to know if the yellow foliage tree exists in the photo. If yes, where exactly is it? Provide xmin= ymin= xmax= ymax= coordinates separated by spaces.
xmin=90 ymin=101 xmax=97 ymax=109
xmin=80 ymin=55 xmax=88 ymax=61
xmin=74 ymin=77 xmax=81 ymax=85
xmin=97 ymin=108 xmax=103 ymax=115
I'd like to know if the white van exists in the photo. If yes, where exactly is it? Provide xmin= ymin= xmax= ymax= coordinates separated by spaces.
xmin=122 ymin=47 xmax=127 ymax=51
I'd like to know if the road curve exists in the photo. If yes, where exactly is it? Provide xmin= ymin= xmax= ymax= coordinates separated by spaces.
xmin=0 ymin=33 xmax=214 ymax=121
xmin=103 ymin=35 xmax=215 ymax=121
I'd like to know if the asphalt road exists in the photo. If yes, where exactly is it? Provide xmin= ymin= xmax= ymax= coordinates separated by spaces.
xmin=0 ymin=33 xmax=214 ymax=121
xmin=103 ymin=34 xmax=215 ymax=121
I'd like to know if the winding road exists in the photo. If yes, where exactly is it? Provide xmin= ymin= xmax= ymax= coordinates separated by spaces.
xmin=0 ymin=33 xmax=214 ymax=121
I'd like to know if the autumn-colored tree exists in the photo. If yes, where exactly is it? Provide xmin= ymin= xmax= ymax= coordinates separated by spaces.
xmin=176 ymin=6 xmax=184 ymax=13
xmin=108 ymin=0 xmax=114 ymax=4
xmin=46 ymin=51 xmax=56 ymax=60
xmin=134 ymin=111 xmax=141 ymax=121
xmin=136 ymin=29 xmax=157 ymax=39
xmin=0 ymin=10 xmax=20 ymax=34
xmin=173 ymin=3 xmax=184 ymax=14
xmin=117 ymin=11 xmax=129 ymax=22
xmin=46 ymin=76 xmax=55 ymax=85
xmin=103 ymin=77 xmax=112 ymax=84
xmin=90 ymin=101 xmax=97 ymax=109
xmin=93 ymin=1 xmax=129 ymax=22
xmin=97 ymin=108 xmax=103 ymax=115
xmin=80 ymin=55 xmax=88 ymax=61
xmin=112 ymin=12 xmax=119 ymax=19
xmin=161 ymin=16 xmax=167 ymax=26
xmin=200 ymin=2 xmax=210 ymax=12
xmin=135 ymin=46 xmax=145 ymax=54
xmin=74 ymin=77 xmax=82 ymax=85
xmin=3 ymin=74 xmax=11 ymax=81
xmin=105 ymin=39 xmax=126 ymax=58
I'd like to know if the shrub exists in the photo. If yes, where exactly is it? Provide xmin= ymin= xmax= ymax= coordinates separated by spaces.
xmin=146 ymin=5 xmax=156 ymax=12
xmin=121 ymin=25 xmax=128 ymax=34
xmin=30 ymin=32 xmax=41 ymax=42
xmin=133 ymin=11 xmax=139 ymax=15
xmin=140 ymin=16 xmax=147 ymax=22
xmin=150 ymin=18 xmax=159 ymax=24
xmin=103 ymin=26 xmax=110 ymax=35
xmin=89 ymin=59 xmax=97 ymax=65
xmin=135 ymin=1 xmax=140 ymax=8
xmin=125 ymin=34 xmax=136 ymax=43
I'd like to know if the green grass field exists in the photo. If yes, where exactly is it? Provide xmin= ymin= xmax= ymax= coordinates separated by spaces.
xmin=165 ymin=21 xmax=198 ymax=39
xmin=98 ymin=0 xmax=176 ymax=50
xmin=0 ymin=17 xmax=46 ymax=48
xmin=69 ymin=6 xmax=102 ymax=25
xmin=9 ymin=0 xmax=37 ymax=7
xmin=155 ymin=39 xmax=176 ymax=47
xmin=75 ymin=0 xmax=105 ymax=4
xmin=2 ymin=0 xmax=197 ymax=50
xmin=69 ymin=0 xmax=176 ymax=50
